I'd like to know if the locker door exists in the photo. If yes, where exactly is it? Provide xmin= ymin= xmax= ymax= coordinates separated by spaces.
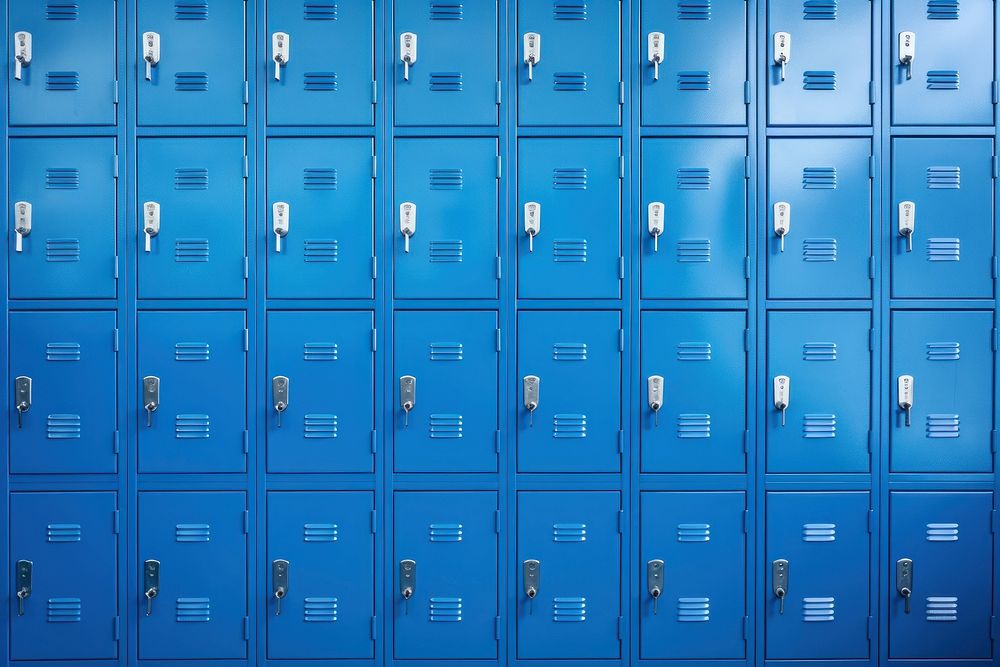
xmin=892 ymin=0 xmax=994 ymax=125
xmin=640 ymin=492 xmax=746 ymax=660
xmin=266 ymin=137 xmax=374 ymax=299
xmin=889 ymin=491 xmax=994 ymax=660
xmin=138 ymin=491 xmax=247 ymax=660
xmin=266 ymin=0 xmax=374 ymax=126
xmin=640 ymin=311 xmax=746 ymax=473
xmin=393 ymin=0 xmax=498 ymax=126
xmin=517 ymin=0 xmax=621 ymax=125
xmin=518 ymin=138 xmax=621 ymax=300
xmin=640 ymin=0 xmax=747 ymax=126
xmin=517 ymin=311 xmax=621 ymax=473
xmin=767 ymin=311 xmax=871 ymax=473
xmin=8 ymin=0 xmax=116 ymax=125
xmin=267 ymin=491 xmax=375 ymax=660
xmin=394 ymin=310 xmax=498 ymax=472
xmin=267 ymin=311 xmax=374 ymax=473
xmin=393 ymin=138 xmax=499 ymax=299
xmin=9 ymin=492 xmax=118 ymax=661
xmin=517 ymin=491 xmax=621 ymax=659
xmin=891 ymin=138 xmax=994 ymax=299
xmin=137 ymin=138 xmax=246 ymax=299
xmin=641 ymin=138 xmax=748 ymax=299
xmin=394 ymin=491 xmax=498 ymax=660
xmin=890 ymin=311 xmax=994 ymax=472
xmin=136 ymin=0 xmax=245 ymax=126
xmin=137 ymin=311 xmax=246 ymax=473
xmin=9 ymin=311 xmax=117 ymax=474
xmin=8 ymin=138 xmax=117 ymax=299
xmin=766 ymin=492 xmax=871 ymax=660
xmin=767 ymin=138 xmax=872 ymax=299
xmin=767 ymin=0 xmax=872 ymax=125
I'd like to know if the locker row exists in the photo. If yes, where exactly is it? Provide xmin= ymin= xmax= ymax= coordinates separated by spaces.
xmin=9 ymin=0 xmax=997 ymax=127
xmin=8 ymin=308 xmax=994 ymax=475
xmin=9 ymin=135 xmax=996 ymax=300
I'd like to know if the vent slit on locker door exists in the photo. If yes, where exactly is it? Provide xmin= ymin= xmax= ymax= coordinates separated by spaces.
xmin=47 ymin=598 xmax=82 ymax=623
xmin=304 ymin=414 xmax=338 ymax=438
xmin=304 ymin=598 xmax=338 ymax=621
xmin=304 ymin=240 xmax=339 ymax=262
xmin=802 ymin=342 xmax=837 ymax=361
xmin=926 ymin=523 xmax=960 ymax=541
xmin=926 ymin=414 xmax=960 ymax=437
xmin=802 ymin=167 xmax=837 ymax=189
xmin=802 ymin=414 xmax=837 ymax=438
xmin=677 ymin=72 xmax=711 ymax=91
xmin=45 ymin=2 xmax=80 ymax=20
xmin=175 ymin=0 xmax=209 ymax=19
xmin=802 ymin=238 xmax=838 ymax=262
xmin=175 ymin=73 xmax=209 ymax=92
xmin=47 ymin=414 xmax=81 ymax=439
xmin=552 ymin=597 xmax=587 ymax=621
xmin=175 ymin=524 xmax=210 ymax=542
xmin=303 ymin=342 xmax=338 ymax=360
xmin=175 ymin=598 xmax=211 ymax=622
xmin=677 ymin=414 xmax=711 ymax=438
xmin=430 ymin=240 xmax=464 ymax=262
xmin=926 ymin=597 xmax=959 ymax=621
xmin=429 ymin=342 xmax=463 ymax=361
xmin=802 ymin=597 xmax=835 ymax=622
xmin=553 ymin=343 xmax=587 ymax=360
xmin=803 ymin=71 xmax=837 ymax=90
xmin=429 ymin=523 xmax=463 ymax=541
xmin=802 ymin=523 xmax=837 ymax=541
xmin=46 ymin=239 xmax=81 ymax=262
xmin=429 ymin=73 xmax=463 ymax=92
xmin=927 ymin=71 xmax=960 ymax=90
xmin=926 ymin=342 xmax=960 ymax=360
xmin=552 ymin=523 xmax=587 ymax=541
xmin=927 ymin=238 xmax=960 ymax=261
xmin=553 ymin=414 xmax=587 ymax=437
xmin=429 ymin=598 xmax=463 ymax=622
xmin=553 ymin=1 xmax=587 ymax=20
xmin=174 ymin=168 xmax=209 ymax=190
xmin=927 ymin=0 xmax=960 ymax=19
xmin=677 ymin=0 xmax=711 ymax=20
xmin=304 ymin=73 xmax=338 ymax=92
xmin=553 ymin=239 xmax=587 ymax=262
xmin=303 ymin=1 xmax=338 ymax=20
xmin=676 ymin=342 xmax=712 ymax=361
xmin=677 ymin=239 xmax=711 ymax=262
xmin=803 ymin=0 xmax=837 ymax=19
xmin=553 ymin=168 xmax=588 ymax=189
xmin=676 ymin=168 xmax=711 ymax=189
xmin=553 ymin=73 xmax=588 ymax=92
xmin=429 ymin=414 xmax=463 ymax=438
xmin=430 ymin=2 xmax=463 ymax=20
xmin=45 ymin=168 xmax=80 ymax=189
xmin=46 ymin=342 xmax=81 ymax=361
xmin=429 ymin=169 xmax=463 ymax=189
xmin=45 ymin=72 xmax=80 ymax=91
xmin=175 ymin=343 xmax=210 ymax=361
xmin=303 ymin=168 xmax=337 ymax=189
xmin=927 ymin=166 xmax=961 ymax=188
xmin=677 ymin=523 xmax=711 ymax=541
xmin=47 ymin=524 xmax=82 ymax=542
xmin=175 ymin=239 xmax=210 ymax=263
xmin=304 ymin=523 xmax=338 ymax=541
xmin=678 ymin=598 xmax=710 ymax=622
xmin=175 ymin=414 xmax=210 ymax=439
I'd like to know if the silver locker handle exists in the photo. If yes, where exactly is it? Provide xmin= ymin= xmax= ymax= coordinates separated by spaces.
xmin=272 ymin=559 xmax=289 ymax=616
xmin=143 ymin=376 xmax=160 ymax=428
xmin=142 ymin=31 xmax=160 ymax=81
xmin=772 ymin=559 xmax=788 ymax=615
xmin=400 ymin=375 xmax=416 ymax=427
xmin=14 ymin=375 xmax=31 ymax=429
xmin=773 ymin=32 xmax=790 ymax=81
xmin=272 ymin=32 xmax=290 ymax=80
xmin=400 ymin=32 xmax=417 ymax=80
xmin=13 ymin=201 xmax=31 ymax=253
xmin=523 ymin=32 xmax=541 ymax=81
xmin=15 ymin=560 xmax=32 ymax=616
xmin=13 ymin=31 xmax=31 ymax=80
xmin=898 ymin=31 xmax=915 ymax=80
xmin=143 ymin=559 xmax=160 ymax=616
xmin=647 ymin=559 xmax=664 ymax=614
xmin=896 ymin=557 xmax=913 ymax=614
xmin=272 ymin=375 xmax=289 ymax=427
xmin=897 ymin=375 xmax=914 ymax=427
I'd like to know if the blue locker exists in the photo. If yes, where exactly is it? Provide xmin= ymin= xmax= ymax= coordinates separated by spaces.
xmin=393 ymin=0 xmax=498 ymax=126
xmin=267 ymin=491 xmax=375 ymax=660
xmin=641 ymin=137 xmax=748 ymax=299
xmin=767 ymin=311 xmax=871 ymax=473
xmin=518 ymin=138 xmax=621 ymax=299
xmin=767 ymin=0 xmax=872 ymax=125
xmin=517 ymin=0 xmax=621 ymax=126
xmin=137 ymin=137 xmax=246 ymax=299
xmin=267 ymin=310 xmax=374 ymax=473
xmin=8 ymin=0 xmax=116 ymax=126
xmin=640 ymin=310 xmax=747 ymax=473
xmin=640 ymin=492 xmax=746 ymax=660
xmin=639 ymin=0 xmax=747 ymax=126
xmin=518 ymin=310 xmax=621 ymax=473
xmin=766 ymin=492 xmax=871 ymax=660
xmin=891 ymin=137 xmax=994 ymax=299
xmin=393 ymin=491 xmax=498 ymax=659
xmin=892 ymin=0 xmax=995 ymax=125
xmin=9 ymin=311 xmax=117 ymax=474
xmin=394 ymin=310 xmax=498 ymax=472
xmin=768 ymin=138 xmax=872 ymax=299
xmin=393 ymin=138 xmax=499 ymax=299
xmin=9 ymin=492 xmax=118 ymax=661
xmin=517 ymin=491 xmax=621 ymax=660
xmin=889 ymin=491 xmax=994 ymax=660
xmin=136 ymin=0 xmax=246 ymax=126
xmin=890 ymin=311 xmax=994 ymax=473
xmin=138 ymin=491 xmax=247 ymax=660
xmin=266 ymin=137 xmax=374 ymax=299
xmin=137 ymin=310 xmax=247 ymax=473
xmin=8 ymin=138 xmax=117 ymax=300
xmin=266 ymin=0 xmax=374 ymax=126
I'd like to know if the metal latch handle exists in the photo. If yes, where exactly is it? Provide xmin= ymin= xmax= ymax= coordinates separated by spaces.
xmin=772 ymin=558 xmax=789 ymax=615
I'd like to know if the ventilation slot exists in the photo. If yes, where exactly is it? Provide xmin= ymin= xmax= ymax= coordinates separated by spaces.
xmin=554 ymin=0 xmax=587 ymax=19
xmin=553 ymin=523 xmax=587 ymax=541
xmin=303 ymin=342 xmax=338 ymax=361
xmin=46 ymin=342 xmax=81 ymax=361
xmin=304 ymin=598 xmax=338 ymax=621
xmin=304 ymin=523 xmax=338 ymax=541
xmin=428 ymin=239 xmax=462 ymax=263
xmin=304 ymin=1 xmax=337 ymax=20
xmin=47 ymin=598 xmax=81 ymax=623
xmin=174 ymin=168 xmax=209 ymax=190
xmin=677 ymin=239 xmax=711 ymax=263
xmin=926 ymin=597 xmax=958 ymax=621
xmin=429 ymin=72 xmax=463 ymax=91
xmin=803 ymin=71 xmax=836 ymax=90
xmin=677 ymin=414 xmax=711 ymax=439
xmin=553 ymin=597 xmax=586 ymax=621
xmin=47 ymin=414 xmax=80 ymax=439
xmin=802 ymin=166 xmax=837 ymax=189
xmin=303 ymin=168 xmax=337 ymax=190
xmin=678 ymin=598 xmax=710 ymax=622
xmin=176 ymin=598 xmax=211 ymax=623
xmin=676 ymin=167 xmax=711 ymax=189
xmin=927 ymin=70 xmax=960 ymax=89
xmin=175 ymin=414 xmax=210 ymax=439
xmin=45 ymin=168 xmax=79 ymax=189
xmin=304 ymin=414 xmax=338 ymax=438
xmin=304 ymin=239 xmax=339 ymax=262
xmin=45 ymin=71 xmax=79 ymax=90
xmin=678 ymin=71 xmax=711 ymax=91
xmin=175 ymin=342 xmax=210 ymax=362
xmin=927 ymin=342 xmax=960 ymax=361
xmin=553 ymin=72 xmax=588 ymax=91
xmin=803 ymin=238 xmax=837 ymax=262
xmin=803 ymin=414 xmax=836 ymax=438
xmin=175 ymin=72 xmax=209 ymax=91
xmin=553 ymin=239 xmax=588 ymax=262
xmin=677 ymin=342 xmax=712 ymax=361
xmin=803 ymin=0 xmax=837 ymax=19
xmin=304 ymin=72 xmax=337 ymax=91
xmin=429 ymin=598 xmax=463 ymax=621
xmin=175 ymin=0 xmax=208 ymax=19
xmin=926 ymin=414 xmax=960 ymax=438
xmin=175 ymin=239 xmax=210 ymax=262
xmin=926 ymin=523 xmax=959 ymax=541
xmin=429 ymin=414 xmax=463 ymax=439
xmin=175 ymin=524 xmax=210 ymax=542
xmin=429 ymin=168 xmax=463 ymax=190
xmin=430 ymin=342 xmax=464 ymax=361
xmin=677 ymin=523 xmax=711 ymax=542
xmin=553 ymin=414 xmax=587 ymax=438
xmin=553 ymin=343 xmax=587 ymax=361
xmin=927 ymin=166 xmax=960 ymax=188
xmin=803 ymin=342 xmax=837 ymax=361
xmin=46 ymin=239 xmax=80 ymax=262
xmin=430 ymin=2 xmax=463 ymax=19
xmin=927 ymin=0 xmax=959 ymax=19
xmin=46 ymin=2 xmax=80 ymax=20
xmin=803 ymin=523 xmax=836 ymax=541
xmin=47 ymin=524 xmax=82 ymax=542
xmin=803 ymin=597 xmax=835 ymax=621
xmin=553 ymin=167 xmax=588 ymax=189
xmin=927 ymin=238 xmax=960 ymax=261
xmin=678 ymin=0 xmax=711 ymax=20
xmin=429 ymin=523 xmax=464 ymax=542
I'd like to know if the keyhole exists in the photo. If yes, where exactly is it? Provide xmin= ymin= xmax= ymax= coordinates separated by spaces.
xmin=274 ymin=587 xmax=285 ymax=616
xmin=651 ymin=587 xmax=660 ymax=615
xmin=776 ymin=588 xmax=785 ymax=615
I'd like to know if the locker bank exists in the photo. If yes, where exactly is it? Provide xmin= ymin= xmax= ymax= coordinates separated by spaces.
xmin=2 ymin=1 xmax=998 ymax=666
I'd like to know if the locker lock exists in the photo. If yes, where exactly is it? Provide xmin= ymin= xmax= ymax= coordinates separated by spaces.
xmin=400 ymin=32 xmax=417 ymax=81
xmin=773 ymin=202 xmax=790 ymax=252
xmin=273 ymin=202 xmax=290 ymax=253
xmin=896 ymin=558 xmax=913 ymax=614
xmin=647 ymin=202 xmax=664 ymax=252
xmin=400 ymin=375 xmax=416 ymax=428
xmin=143 ymin=559 xmax=160 ymax=616
xmin=400 ymin=202 xmax=416 ymax=253
xmin=523 ymin=375 xmax=540 ymax=428
xmin=13 ymin=31 xmax=31 ymax=81
xmin=143 ymin=376 xmax=160 ymax=428
xmin=15 ymin=560 xmax=32 ymax=616
xmin=523 ymin=32 xmax=541 ymax=81
xmin=647 ymin=32 xmax=664 ymax=81
xmin=13 ymin=201 xmax=31 ymax=253
xmin=272 ymin=32 xmax=290 ymax=81
xmin=897 ymin=375 xmax=914 ymax=428
xmin=773 ymin=32 xmax=790 ymax=81
xmin=272 ymin=559 xmax=289 ymax=616
xmin=142 ymin=201 xmax=160 ymax=254
xmin=898 ymin=201 xmax=915 ymax=252
xmin=898 ymin=31 xmax=915 ymax=81
xmin=272 ymin=376 xmax=290 ymax=428
xmin=647 ymin=375 xmax=664 ymax=427
xmin=647 ymin=559 xmax=664 ymax=615
xmin=14 ymin=375 xmax=31 ymax=429
xmin=399 ymin=559 xmax=416 ymax=614
xmin=523 ymin=559 xmax=540 ymax=614
xmin=772 ymin=558 xmax=788 ymax=615
xmin=142 ymin=31 xmax=160 ymax=81
xmin=524 ymin=202 xmax=541 ymax=252
xmin=773 ymin=375 xmax=789 ymax=427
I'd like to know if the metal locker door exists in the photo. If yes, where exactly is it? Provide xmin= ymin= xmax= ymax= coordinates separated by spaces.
xmin=393 ymin=138 xmax=499 ymax=299
xmin=394 ymin=310 xmax=498 ymax=472
xmin=266 ymin=137 xmax=374 ymax=299
xmin=517 ymin=0 xmax=621 ymax=125
xmin=767 ymin=0 xmax=872 ymax=125
xmin=138 ymin=491 xmax=247 ymax=660
xmin=137 ymin=138 xmax=246 ymax=299
xmin=890 ymin=311 xmax=994 ymax=472
xmin=518 ymin=138 xmax=621 ymax=300
xmin=891 ymin=138 xmax=994 ymax=299
xmin=640 ymin=492 xmax=746 ymax=660
xmin=136 ymin=0 xmax=246 ymax=126
xmin=892 ymin=0 xmax=994 ymax=125
xmin=393 ymin=0 xmax=498 ymax=126
xmin=9 ymin=492 xmax=118 ymax=661
xmin=137 ymin=310 xmax=247 ymax=473
xmin=266 ymin=491 xmax=375 ymax=660
xmin=767 ymin=311 xmax=871 ymax=473
xmin=889 ymin=491 xmax=994 ymax=660
xmin=8 ymin=138 xmax=117 ymax=299
xmin=517 ymin=491 xmax=621 ymax=660
xmin=267 ymin=311 xmax=374 ymax=473
xmin=266 ymin=0 xmax=374 ymax=126
xmin=767 ymin=138 xmax=872 ymax=299
xmin=640 ymin=0 xmax=747 ymax=126
xmin=9 ymin=311 xmax=117 ymax=473
xmin=766 ymin=492 xmax=871 ymax=660
xmin=393 ymin=491 xmax=498 ymax=660
xmin=641 ymin=137 xmax=748 ymax=299
xmin=640 ymin=311 xmax=747 ymax=473
xmin=8 ymin=0 xmax=116 ymax=125
xmin=517 ymin=310 xmax=621 ymax=473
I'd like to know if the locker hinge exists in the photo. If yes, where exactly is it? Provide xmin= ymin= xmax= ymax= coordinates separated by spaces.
xmin=371 ymin=616 xmax=378 ymax=640
xmin=993 ymin=328 xmax=998 ymax=351
xmin=243 ymin=329 xmax=249 ymax=351
xmin=618 ymin=155 xmax=625 ymax=179
xmin=243 ymin=257 xmax=249 ymax=279
xmin=993 ymin=156 xmax=999 ymax=178
xmin=617 ymin=616 xmax=624 ymax=639
xmin=743 ymin=509 xmax=749 ymax=533
xmin=743 ymin=80 xmax=751 ymax=104
xmin=869 ymin=328 xmax=876 ymax=351
xmin=242 ymin=155 xmax=249 ymax=178
xmin=742 ymin=616 xmax=749 ymax=640
xmin=867 ymin=509 xmax=874 ymax=533
xmin=868 ymin=155 xmax=876 ymax=178
xmin=243 ymin=616 xmax=250 ymax=640
xmin=744 ymin=329 xmax=751 ymax=352
xmin=618 ymin=430 xmax=625 ymax=454
xmin=618 ymin=256 xmax=625 ymax=279
xmin=496 ymin=155 xmax=502 ymax=178
xmin=992 ymin=509 xmax=999 ymax=534
xmin=495 ymin=430 xmax=501 ymax=453
xmin=496 ymin=329 xmax=502 ymax=352
xmin=494 ymin=509 xmax=501 ymax=533
xmin=744 ymin=256 xmax=751 ymax=278
xmin=113 ymin=328 xmax=119 ymax=351
xmin=991 ymin=429 xmax=998 ymax=453
xmin=371 ymin=328 xmax=377 ymax=351
xmin=993 ymin=257 xmax=999 ymax=279
xmin=113 ymin=509 xmax=120 ymax=534
xmin=992 ymin=616 xmax=998 ymax=639
xmin=868 ymin=256 xmax=876 ymax=279
xmin=114 ymin=256 xmax=119 ymax=279
xmin=371 ymin=80 xmax=378 ymax=104
xmin=618 ymin=81 xmax=625 ymax=104
xmin=113 ymin=431 xmax=120 ymax=454
xmin=243 ymin=81 xmax=249 ymax=105
xmin=243 ymin=430 xmax=249 ymax=455
xmin=113 ymin=155 xmax=119 ymax=179
xmin=495 ymin=616 xmax=502 ymax=640
xmin=744 ymin=155 xmax=751 ymax=178
xmin=372 ymin=155 xmax=378 ymax=179
xmin=617 ymin=510 xmax=624 ymax=533
xmin=113 ymin=616 xmax=120 ymax=641
xmin=114 ymin=80 xmax=119 ymax=105
xmin=370 ymin=510 xmax=378 ymax=534
xmin=495 ymin=81 xmax=502 ymax=105
xmin=618 ymin=329 xmax=625 ymax=351
xmin=495 ymin=256 xmax=502 ymax=280
xmin=867 ymin=615 xmax=874 ymax=639
xmin=868 ymin=81 xmax=876 ymax=105
xmin=370 ymin=430 xmax=377 ymax=454
xmin=743 ymin=429 xmax=750 ymax=453
xmin=371 ymin=256 xmax=377 ymax=280
xmin=243 ymin=510 xmax=249 ymax=534
xmin=993 ymin=81 xmax=999 ymax=104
